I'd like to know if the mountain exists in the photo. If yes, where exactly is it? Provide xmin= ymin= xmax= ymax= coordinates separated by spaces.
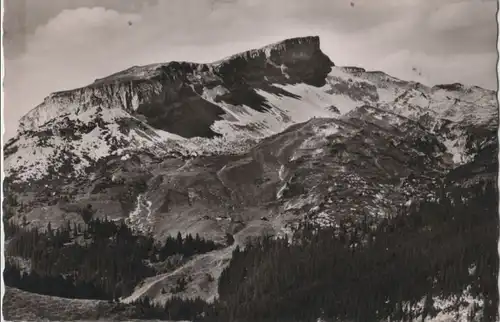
xmin=5 ymin=36 xmax=333 ymax=182
xmin=3 ymin=36 xmax=498 ymax=322
xmin=5 ymin=36 xmax=496 ymax=183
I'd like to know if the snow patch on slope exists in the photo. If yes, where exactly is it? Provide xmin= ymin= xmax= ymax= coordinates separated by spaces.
xmin=200 ymin=82 xmax=347 ymax=146
xmin=442 ymin=136 xmax=472 ymax=164
xmin=284 ymin=193 xmax=321 ymax=211
xmin=126 ymin=194 xmax=154 ymax=235
xmin=259 ymin=83 xmax=344 ymax=120
xmin=410 ymin=286 xmax=485 ymax=322
xmin=290 ymin=122 xmax=339 ymax=161
xmin=5 ymin=106 xmax=187 ymax=181
xmin=4 ymin=136 xmax=60 ymax=181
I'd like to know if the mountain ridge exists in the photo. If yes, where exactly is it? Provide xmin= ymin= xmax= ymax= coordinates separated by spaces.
xmin=18 ymin=36 xmax=331 ymax=133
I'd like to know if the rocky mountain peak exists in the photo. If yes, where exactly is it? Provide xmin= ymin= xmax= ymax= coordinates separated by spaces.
xmin=17 ymin=36 xmax=332 ymax=135
xmin=214 ymin=35 xmax=327 ymax=65
xmin=88 ymin=36 xmax=327 ymax=86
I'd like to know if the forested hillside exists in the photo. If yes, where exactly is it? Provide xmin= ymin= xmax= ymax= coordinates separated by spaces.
xmin=4 ymin=217 xmax=222 ymax=301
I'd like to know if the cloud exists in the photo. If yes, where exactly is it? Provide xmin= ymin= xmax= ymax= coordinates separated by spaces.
xmin=3 ymin=0 xmax=497 ymax=139
xmin=27 ymin=8 xmax=141 ymax=54
xmin=374 ymin=50 xmax=497 ymax=90
xmin=427 ymin=0 xmax=496 ymax=32
xmin=2 ymin=0 xmax=158 ymax=58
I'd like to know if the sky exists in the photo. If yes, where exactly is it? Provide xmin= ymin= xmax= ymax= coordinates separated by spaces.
xmin=2 ymin=0 xmax=498 ymax=139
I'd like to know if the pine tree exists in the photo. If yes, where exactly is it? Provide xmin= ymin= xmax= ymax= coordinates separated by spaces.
xmin=47 ymin=222 xmax=54 ymax=238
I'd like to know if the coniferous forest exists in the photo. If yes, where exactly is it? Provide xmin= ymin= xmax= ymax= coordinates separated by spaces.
xmin=4 ymin=217 xmax=222 ymax=301
xmin=212 ymin=181 xmax=499 ymax=322
xmin=3 ymin=181 xmax=498 ymax=322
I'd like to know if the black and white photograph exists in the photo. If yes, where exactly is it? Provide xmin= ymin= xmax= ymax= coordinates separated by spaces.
xmin=1 ymin=0 xmax=499 ymax=321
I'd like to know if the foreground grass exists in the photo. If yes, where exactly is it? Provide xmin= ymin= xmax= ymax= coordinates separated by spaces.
xmin=2 ymin=286 xmax=136 ymax=321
